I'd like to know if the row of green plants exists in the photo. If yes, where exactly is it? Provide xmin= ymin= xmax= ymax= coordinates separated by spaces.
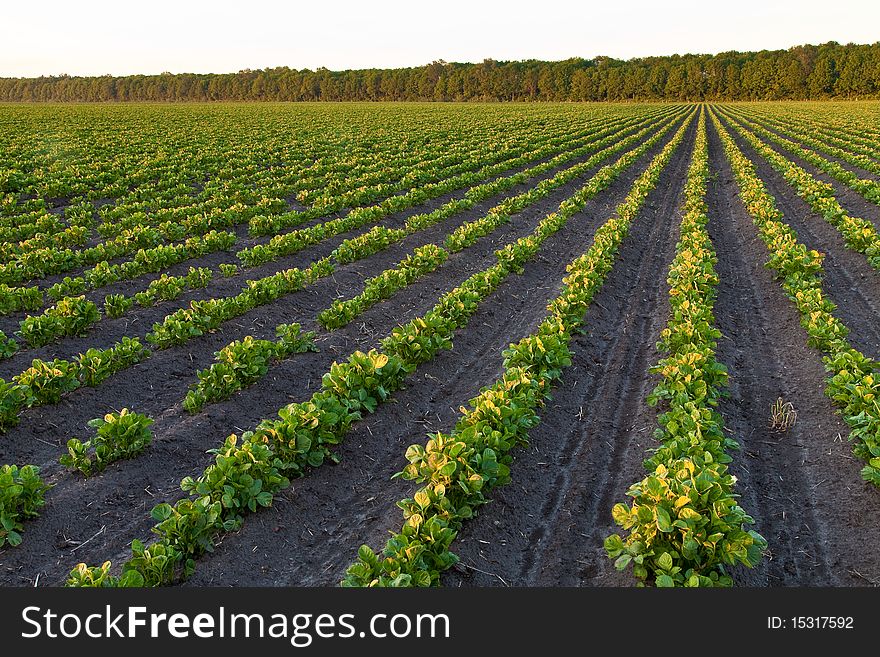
xmin=0 ymin=283 xmax=43 ymax=316
xmin=45 ymin=231 xmax=235 ymax=301
xmin=331 ymin=108 xmax=679 ymax=266
xmin=0 ymin=463 xmax=51 ymax=547
xmin=342 ymin=107 xmax=695 ymax=587
xmin=239 ymin=108 xmax=680 ymax=261
xmin=724 ymin=108 xmax=880 ymax=204
xmin=606 ymin=111 xmax=766 ymax=588
xmin=318 ymin=245 xmax=448 ymax=330
xmin=0 ymin=223 xmax=176 ymax=286
xmin=0 ymin=231 xmax=234 ymax=321
xmin=737 ymin=107 xmax=880 ymax=173
xmin=737 ymin=108 xmax=880 ymax=178
xmin=96 ymin=197 xmax=283 ymax=239
xmin=59 ymin=409 xmax=154 ymax=477
xmin=18 ymin=295 xmax=100 ymax=348
xmin=0 ymin=224 xmax=90 ymax=264
xmin=183 ymin=324 xmax=317 ymax=412
xmin=109 ymin=266 xmax=213 ymax=318
xmin=0 ymin=337 xmax=149 ymax=431
xmin=65 ymin=113 xmax=690 ymax=587
xmin=717 ymin=111 xmax=880 ymax=272
xmin=0 ymin=212 xmax=76 ymax=247
xmin=186 ymin=110 xmax=686 ymax=412
xmin=711 ymin=108 xmax=880 ymax=486
xmin=1 ymin=200 xmax=94 ymax=232
xmin=145 ymin=257 xmax=333 ymax=349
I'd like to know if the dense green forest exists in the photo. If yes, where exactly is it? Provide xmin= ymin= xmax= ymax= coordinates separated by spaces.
xmin=2 ymin=42 xmax=878 ymax=102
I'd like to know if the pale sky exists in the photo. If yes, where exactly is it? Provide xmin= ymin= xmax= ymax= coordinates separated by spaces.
xmin=2 ymin=0 xmax=878 ymax=77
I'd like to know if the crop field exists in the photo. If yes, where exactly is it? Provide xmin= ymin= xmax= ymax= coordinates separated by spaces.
xmin=1 ymin=101 xmax=879 ymax=588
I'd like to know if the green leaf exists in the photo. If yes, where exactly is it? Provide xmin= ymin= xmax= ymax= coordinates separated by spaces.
xmin=655 ymin=506 xmax=673 ymax=533
xmin=656 ymin=574 xmax=675 ymax=587
xmin=614 ymin=554 xmax=632 ymax=571
xmin=604 ymin=533 xmax=624 ymax=557
xmin=151 ymin=503 xmax=173 ymax=522
xmin=357 ymin=544 xmax=377 ymax=566
xmin=656 ymin=552 xmax=673 ymax=571
xmin=611 ymin=503 xmax=631 ymax=527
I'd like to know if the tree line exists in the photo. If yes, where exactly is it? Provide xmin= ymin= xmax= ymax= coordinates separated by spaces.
xmin=2 ymin=42 xmax=878 ymax=103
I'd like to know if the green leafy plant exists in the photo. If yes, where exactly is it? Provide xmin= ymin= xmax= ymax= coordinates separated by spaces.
xmin=0 ymin=284 xmax=42 ymax=316
xmin=318 ymin=244 xmax=449 ymax=330
xmin=104 ymin=293 xmax=134 ymax=319
xmin=0 ymin=379 xmax=33 ymax=430
xmin=608 ymin=112 xmax=765 ymax=587
xmin=14 ymin=358 xmax=80 ymax=404
xmin=66 ymin=561 xmax=145 ymax=587
xmin=19 ymin=295 xmax=101 ymax=347
xmin=46 ymin=276 xmax=89 ymax=301
xmin=0 ymin=330 xmax=18 ymax=360
xmin=0 ymin=464 xmax=51 ymax=547
xmin=182 ymin=323 xmax=317 ymax=413
xmin=185 ymin=266 xmax=213 ymax=289
xmin=59 ymin=408 xmax=154 ymax=476
xmin=73 ymin=337 xmax=150 ymax=387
